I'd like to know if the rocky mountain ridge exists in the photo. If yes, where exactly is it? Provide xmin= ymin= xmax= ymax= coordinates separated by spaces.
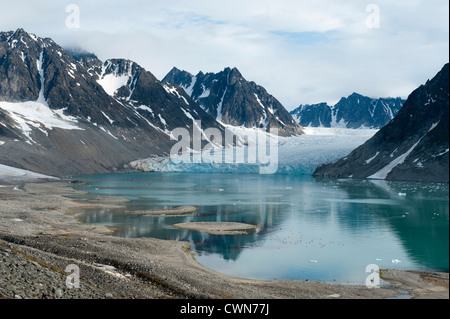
xmin=313 ymin=64 xmax=449 ymax=183
xmin=291 ymin=93 xmax=405 ymax=129
xmin=163 ymin=67 xmax=304 ymax=137
xmin=0 ymin=29 xmax=224 ymax=176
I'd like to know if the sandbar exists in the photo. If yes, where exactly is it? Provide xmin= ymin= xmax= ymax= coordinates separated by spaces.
xmin=173 ymin=222 xmax=258 ymax=235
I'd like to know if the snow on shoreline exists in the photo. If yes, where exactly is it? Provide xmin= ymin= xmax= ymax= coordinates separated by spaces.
xmin=0 ymin=163 xmax=58 ymax=183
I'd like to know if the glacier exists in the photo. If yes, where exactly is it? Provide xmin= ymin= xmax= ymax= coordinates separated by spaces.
xmin=130 ymin=126 xmax=378 ymax=175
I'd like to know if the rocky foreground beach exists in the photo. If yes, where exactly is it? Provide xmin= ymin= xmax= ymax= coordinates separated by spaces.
xmin=0 ymin=181 xmax=448 ymax=300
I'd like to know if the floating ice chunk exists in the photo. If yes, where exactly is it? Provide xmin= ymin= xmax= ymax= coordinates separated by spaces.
xmin=391 ymin=259 xmax=402 ymax=264
xmin=398 ymin=193 xmax=407 ymax=197
xmin=308 ymin=260 xmax=318 ymax=263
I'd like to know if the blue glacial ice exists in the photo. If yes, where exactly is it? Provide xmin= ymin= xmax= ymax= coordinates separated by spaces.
xmin=130 ymin=127 xmax=377 ymax=175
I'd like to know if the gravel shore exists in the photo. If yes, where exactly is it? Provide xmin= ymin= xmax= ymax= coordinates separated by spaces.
xmin=0 ymin=181 xmax=448 ymax=299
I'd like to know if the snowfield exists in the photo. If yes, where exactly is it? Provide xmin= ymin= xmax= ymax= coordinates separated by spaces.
xmin=131 ymin=126 xmax=378 ymax=175
xmin=0 ymin=163 xmax=58 ymax=183
xmin=0 ymin=101 xmax=83 ymax=144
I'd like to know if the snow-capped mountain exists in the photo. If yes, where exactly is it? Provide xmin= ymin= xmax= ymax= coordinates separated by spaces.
xmin=290 ymin=102 xmax=332 ymax=128
xmin=0 ymin=29 xmax=224 ymax=176
xmin=313 ymin=64 xmax=449 ymax=183
xmin=291 ymin=94 xmax=405 ymax=129
xmin=77 ymin=56 xmax=223 ymax=138
xmin=163 ymin=67 xmax=304 ymax=137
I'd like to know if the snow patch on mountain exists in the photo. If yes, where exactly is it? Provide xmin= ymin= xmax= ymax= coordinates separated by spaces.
xmin=184 ymin=76 xmax=197 ymax=96
xmin=368 ymin=122 xmax=440 ymax=180
xmin=0 ymin=101 xmax=83 ymax=143
xmin=0 ymin=102 xmax=82 ymax=131
xmin=97 ymin=73 xmax=130 ymax=97
xmin=162 ymin=84 xmax=190 ymax=105
xmin=96 ymin=60 xmax=134 ymax=97
xmin=36 ymin=51 xmax=47 ymax=106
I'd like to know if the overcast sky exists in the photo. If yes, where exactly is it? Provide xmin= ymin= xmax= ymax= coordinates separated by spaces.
xmin=1 ymin=0 xmax=448 ymax=110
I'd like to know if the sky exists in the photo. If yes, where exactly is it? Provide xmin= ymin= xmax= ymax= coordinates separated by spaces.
xmin=0 ymin=0 xmax=448 ymax=110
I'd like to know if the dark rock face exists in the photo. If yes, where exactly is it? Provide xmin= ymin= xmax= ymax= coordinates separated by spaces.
xmin=163 ymin=67 xmax=304 ymax=137
xmin=0 ymin=29 xmax=42 ymax=102
xmin=102 ymin=59 xmax=221 ymax=134
xmin=0 ymin=29 xmax=224 ymax=176
xmin=290 ymin=103 xmax=332 ymax=128
xmin=291 ymin=94 xmax=405 ymax=129
xmin=313 ymin=64 xmax=449 ymax=183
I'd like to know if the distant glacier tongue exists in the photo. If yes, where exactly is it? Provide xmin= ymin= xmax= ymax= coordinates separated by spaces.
xmin=130 ymin=127 xmax=378 ymax=175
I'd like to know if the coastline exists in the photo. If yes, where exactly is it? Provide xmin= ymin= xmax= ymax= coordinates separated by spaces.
xmin=0 ymin=180 xmax=448 ymax=299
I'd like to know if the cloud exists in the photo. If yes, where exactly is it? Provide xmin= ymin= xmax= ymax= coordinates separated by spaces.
xmin=0 ymin=0 xmax=448 ymax=109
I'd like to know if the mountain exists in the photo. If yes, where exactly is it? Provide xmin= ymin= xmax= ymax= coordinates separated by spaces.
xmin=313 ymin=63 xmax=449 ymax=183
xmin=291 ymin=94 xmax=405 ymax=129
xmin=0 ymin=29 xmax=224 ymax=176
xmin=76 ymin=56 xmax=222 ymax=137
xmin=290 ymin=102 xmax=332 ymax=128
xmin=163 ymin=67 xmax=304 ymax=137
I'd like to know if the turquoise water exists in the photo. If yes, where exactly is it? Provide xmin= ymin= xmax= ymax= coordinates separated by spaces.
xmin=74 ymin=173 xmax=449 ymax=285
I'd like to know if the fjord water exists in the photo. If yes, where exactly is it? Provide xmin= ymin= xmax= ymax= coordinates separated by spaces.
xmin=75 ymin=173 xmax=449 ymax=284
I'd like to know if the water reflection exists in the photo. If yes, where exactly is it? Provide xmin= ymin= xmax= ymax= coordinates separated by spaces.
xmin=75 ymin=173 xmax=449 ymax=283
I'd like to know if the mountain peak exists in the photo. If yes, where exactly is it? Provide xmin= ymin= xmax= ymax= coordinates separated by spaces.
xmin=291 ymin=93 xmax=406 ymax=129
xmin=349 ymin=92 xmax=364 ymax=98
xmin=230 ymin=67 xmax=242 ymax=77
xmin=12 ymin=28 xmax=27 ymax=36
xmin=164 ymin=66 xmax=303 ymax=136
xmin=4 ymin=28 xmax=39 ymax=44
xmin=162 ymin=67 xmax=194 ymax=86
xmin=168 ymin=66 xmax=187 ymax=75
xmin=314 ymin=63 xmax=449 ymax=182
xmin=224 ymin=67 xmax=242 ymax=77
xmin=0 ymin=29 xmax=225 ymax=175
